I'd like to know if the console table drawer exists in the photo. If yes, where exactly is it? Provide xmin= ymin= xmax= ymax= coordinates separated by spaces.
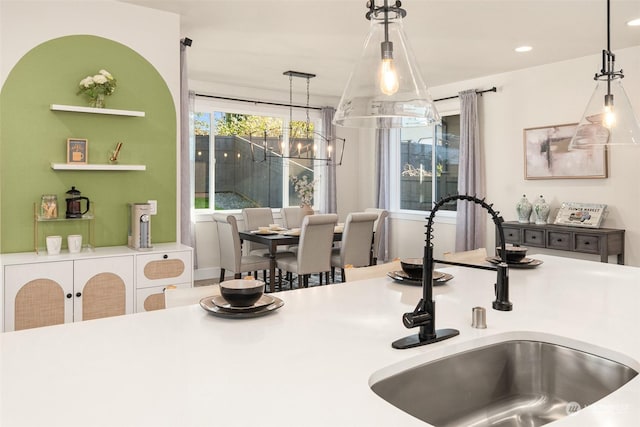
xmin=575 ymin=234 xmax=600 ymax=254
xmin=502 ymin=227 xmax=521 ymax=244
xmin=547 ymin=231 xmax=571 ymax=250
xmin=523 ymin=229 xmax=545 ymax=247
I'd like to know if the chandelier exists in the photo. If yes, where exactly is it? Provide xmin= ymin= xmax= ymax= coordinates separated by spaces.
xmin=253 ymin=71 xmax=345 ymax=165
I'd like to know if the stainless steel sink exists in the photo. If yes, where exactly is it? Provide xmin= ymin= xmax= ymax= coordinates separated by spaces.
xmin=371 ymin=340 xmax=638 ymax=426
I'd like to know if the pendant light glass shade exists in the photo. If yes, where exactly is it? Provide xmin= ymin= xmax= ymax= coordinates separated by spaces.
xmin=569 ymin=0 xmax=640 ymax=149
xmin=333 ymin=7 xmax=440 ymax=128
xmin=569 ymin=78 xmax=640 ymax=149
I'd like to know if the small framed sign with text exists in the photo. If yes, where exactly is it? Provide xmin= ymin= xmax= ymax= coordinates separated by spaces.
xmin=67 ymin=138 xmax=88 ymax=164
xmin=554 ymin=202 xmax=607 ymax=228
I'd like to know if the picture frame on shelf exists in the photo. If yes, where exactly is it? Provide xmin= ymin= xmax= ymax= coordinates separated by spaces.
xmin=523 ymin=123 xmax=608 ymax=179
xmin=554 ymin=202 xmax=607 ymax=228
xmin=67 ymin=138 xmax=88 ymax=164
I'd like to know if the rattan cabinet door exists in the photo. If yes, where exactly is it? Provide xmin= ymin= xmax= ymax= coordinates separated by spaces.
xmin=4 ymin=261 xmax=74 ymax=331
xmin=73 ymin=256 xmax=134 ymax=322
xmin=136 ymin=250 xmax=192 ymax=289
xmin=136 ymin=283 xmax=191 ymax=312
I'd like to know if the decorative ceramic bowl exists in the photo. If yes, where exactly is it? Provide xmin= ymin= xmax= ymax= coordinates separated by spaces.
xmin=219 ymin=279 xmax=265 ymax=307
xmin=400 ymin=258 xmax=424 ymax=280
xmin=496 ymin=245 xmax=528 ymax=263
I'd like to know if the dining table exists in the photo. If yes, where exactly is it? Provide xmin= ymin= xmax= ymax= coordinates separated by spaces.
xmin=239 ymin=228 xmax=343 ymax=292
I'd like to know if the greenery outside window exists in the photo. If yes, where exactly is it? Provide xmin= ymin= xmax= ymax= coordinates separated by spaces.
xmin=391 ymin=114 xmax=461 ymax=213
xmin=194 ymin=99 xmax=322 ymax=211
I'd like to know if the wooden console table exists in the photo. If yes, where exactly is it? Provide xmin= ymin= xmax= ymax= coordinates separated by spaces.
xmin=498 ymin=221 xmax=625 ymax=264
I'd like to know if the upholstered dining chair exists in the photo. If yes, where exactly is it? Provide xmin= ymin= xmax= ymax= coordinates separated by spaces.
xmin=213 ymin=213 xmax=271 ymax=283
xmin=442 ymin=248 xmax=488 ymax=265
xmin=344 ymin=259 xmax=401 ymax=283
xmin=281 ymin=206 xmax=312 ymax=229
xmin=276 ymin=213 xmax=338 ymax=289
xmin=331 ymin=212 xmax=378 ymax=282
xmin=241 ymin=207 xmax=275 ymax=256
xmin=365 ymin=208 xmax=389 ymax=265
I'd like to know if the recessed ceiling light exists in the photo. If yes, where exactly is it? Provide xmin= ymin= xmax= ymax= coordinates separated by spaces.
xmin=515 ymin=46 xmax=533 ymax=53
xmin=627 ymin=18 xmax=640 ymax=26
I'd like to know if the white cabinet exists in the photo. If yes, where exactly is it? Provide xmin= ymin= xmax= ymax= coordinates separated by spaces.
xmin=4 ymin=261 xmax=74 ymax=331
xmin=135 ymin=248 xmax=193 ymax=313
xmin=73 ymin=256 xmax=134 ymax=321
xmin=4 ymin=255 xmax=133 ymax=331
xmin=2 ymin=244 xmax=192 ymax=331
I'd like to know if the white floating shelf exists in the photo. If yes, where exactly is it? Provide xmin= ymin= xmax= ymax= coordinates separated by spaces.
xmin=50 ymin=104 xmax=145 ymax=117
xmin=51 ymin=163 xmax=146 ymax=171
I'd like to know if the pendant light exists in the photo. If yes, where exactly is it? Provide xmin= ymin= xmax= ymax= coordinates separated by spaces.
xmin=255 ymin=71 xmax=346 ymax=165
xmin=569 ymin=0 xmax=640 ymax=149
xmin=333 ymin=0 xmax=440 ymax=129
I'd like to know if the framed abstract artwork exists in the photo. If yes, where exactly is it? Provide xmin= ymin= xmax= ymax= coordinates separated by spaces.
xmin=523 ymin=123 xmax=607 ymax=179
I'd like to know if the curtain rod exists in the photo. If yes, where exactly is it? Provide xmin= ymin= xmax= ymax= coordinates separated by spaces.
xmin=196 ymin=85 xmax=497 ymax=110
xmin=195 ymin=93 xmax=323 ymax=111
xmin=434 ymin=86 xmax=497 ymax=102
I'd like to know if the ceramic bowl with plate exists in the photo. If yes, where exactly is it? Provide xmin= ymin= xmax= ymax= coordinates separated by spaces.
xmin=496 ymin=245 xmax=528 ymax=263
xmin=219 ymin=278 xmax=265 ymax=307
xmin=400 ymin=258 xmax=424 ymax=280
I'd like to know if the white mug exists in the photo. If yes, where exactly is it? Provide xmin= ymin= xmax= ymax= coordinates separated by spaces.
xmin=67 ymin=234 xmax=83 ymax=254
xmin=46 ymin=235 xmax=62 ymax=255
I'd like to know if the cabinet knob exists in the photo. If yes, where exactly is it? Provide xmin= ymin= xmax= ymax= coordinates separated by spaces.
xmin=75 ymin=292 xmax=82 ymax=298
xmin=66 ymin=293 xmax=73 ymax=299
xmin=163 ymin=254 xmax=168 ymax=259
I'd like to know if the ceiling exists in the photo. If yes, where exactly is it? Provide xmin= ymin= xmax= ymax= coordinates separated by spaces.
xmin=119 ymin=0 xmax=640 ymax=98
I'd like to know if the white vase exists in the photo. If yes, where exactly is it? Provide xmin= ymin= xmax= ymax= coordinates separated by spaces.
xmin=516 ymin=194 xmax=532 ymax=223
xmin=533 ymin=195 xmax=550 ymax=225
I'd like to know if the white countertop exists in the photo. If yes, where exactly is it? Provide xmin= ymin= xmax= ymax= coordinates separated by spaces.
xmin=2 ymin=254 xmax=640 ymax=426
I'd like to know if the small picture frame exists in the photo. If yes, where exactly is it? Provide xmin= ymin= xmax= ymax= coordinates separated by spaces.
xmin=67 ymin=138 xmax=88 ymax=164
xmin=554 ymin=202 xmax=607 ymax=228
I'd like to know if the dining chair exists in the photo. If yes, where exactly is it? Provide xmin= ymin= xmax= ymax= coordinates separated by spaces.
xmin=213 ymin=213 xmax=271 ymax=283
xmin=276 ymin=213 xmax=338 ymax=289
xmin=241 ymin=207 xmax=275 ymax=256
xmin=330 ymin=212 xmax=378 ymax=282
xmin=281 ymin=206 xmax=312 ymax=229
xmin=365 ymin=208 xmax=389 ymax=264
xmin=344 ymin=259 xmax=401 ymax=282
xmin=165 ymin=284 xmax=219 ymax=309
xmin=442 ymin=247 xmax=488 ymax=264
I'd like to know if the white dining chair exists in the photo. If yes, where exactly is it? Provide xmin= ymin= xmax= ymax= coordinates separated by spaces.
xmin=281 ymin=206 xmax=312 ymax=229
xmin=165 ymin=284 xmax=219 ymax=309
xmin=213 ymin=213 xmax=271 ymax=283
xmin=365 ymin=208 xmax=389 ymax=264
xmin=331 ymin=212 xmax=378 ymax=282
xmin=276 ymin=213 xmax=338 ymax=289
xmin=241 ymin=207 xmax=274 ymax=256
xmin=442 ymin=248 xmax=488 ymax=265
xmin=344 ymin=259 xmax=401 ymax=283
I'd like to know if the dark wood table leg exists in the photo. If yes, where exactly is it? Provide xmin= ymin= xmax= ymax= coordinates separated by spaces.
xmin=267 ymin=241 xmax=277 ymax=293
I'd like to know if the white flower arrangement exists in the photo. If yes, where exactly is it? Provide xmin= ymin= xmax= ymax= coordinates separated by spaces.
xmin=77 ymin=69 xmax=117 ymax=108
xmin=291 ymin=175 xmax=316 ymax=206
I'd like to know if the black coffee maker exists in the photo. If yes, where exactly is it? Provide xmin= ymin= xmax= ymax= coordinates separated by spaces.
xmin=65 ymin=186 xmax=90 ymax=218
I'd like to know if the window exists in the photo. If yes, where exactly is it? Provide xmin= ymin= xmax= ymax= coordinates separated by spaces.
xmin=194 ymin=98 xmax=323 ymax=211
xmin=392 ymin=114 xmax=460 ymax=212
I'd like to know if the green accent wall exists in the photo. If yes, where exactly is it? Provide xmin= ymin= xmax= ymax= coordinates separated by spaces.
xmin=0 ymin=35 xmax=177 ymax=253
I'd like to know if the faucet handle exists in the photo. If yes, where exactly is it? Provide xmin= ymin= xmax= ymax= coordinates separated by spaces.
xmin=402 ymin=311 xmax=432 ymax=328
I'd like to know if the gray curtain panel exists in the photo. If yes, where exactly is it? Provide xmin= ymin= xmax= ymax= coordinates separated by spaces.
xmin=375 ymin=129 xmax=392 ymax=262
xmin=180 ymin=41 xmax=197 ymax=266
xmin=321 ymin=107 xmax=338 ymax=214
xmin=455 ymin=89 xmax=486 ymax=251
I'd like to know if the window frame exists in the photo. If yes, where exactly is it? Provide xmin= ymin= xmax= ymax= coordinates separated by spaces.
xmin=193 ymin=96 xmax=323 ymax=215
xmin=390 ymin=107 xmax=461 ymax=218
